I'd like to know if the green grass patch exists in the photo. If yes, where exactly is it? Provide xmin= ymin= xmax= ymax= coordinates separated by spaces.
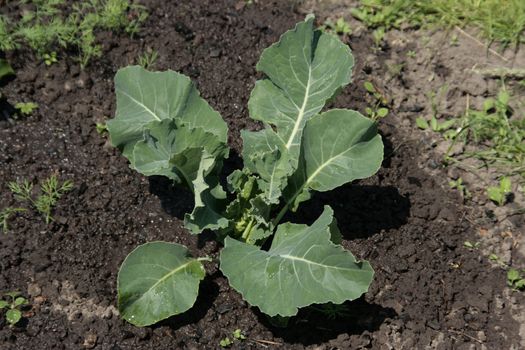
xmin=444 ymin=88 xmax=525 ymax=180
xmin=0 ymin=0 xmax=147 ymax=67
xmin=352 ymin=0 xmax=525 ymax=48
xmin=417 ymin=86 xmax=525 ymax=187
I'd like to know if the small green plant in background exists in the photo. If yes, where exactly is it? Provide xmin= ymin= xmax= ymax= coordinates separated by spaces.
xmin=449 ymin=33 xmax=459 ymax=46
xmin=364 ymin=81 xmax=389 ymax=121
xmin=0 ymin=292 xmax=28 ymax=327
xmin=372 ymin=27 xmax=385 ymax=46
xmin=137 ymin=49 xmax=158 ymax=70
xmin=96 ymin=122 xmax=108 ymax=134
xmin=415 ymin=87 xmax=457 ymax=136
xmin=0 ymin=15 xmax=17 ymax=52
xmin=219 ymin=329 xmax=246 ymax=347
xmin=507 ymin=268 xmax=525 ymax=290
xmin=386 ymin=62 xmax=404 ymax=79
xmin=449 ymin=177 xmax=471 ymax=200
xmin=463 ymin=241 xmax=480 ymax=250
xmin=446 ymin=89 xmax=524 ymax=177
xmin=414 ymin=85 xmax=524 ymax=189
xmin=8 ymin=175 xmax=73 ymax=224
xmin=416 ymin=115 xmax=456 ymax=133
xmin=43 ymin=51 xmax=58 ymax=66
xmin=15 ymin=102 xmax=38 ymax=116
xmin=0 ymin=0 xmax=148 ymax=68
xmin=219 ymin=337 xmax=233 ymax=348
xmin=322 ymin=17 xmax=352 ymax=35
xmin=232 ymin=329 xmax=246 ymax=341
xmin=489 ymin=253 xmax=507 ymax=267
xmin=352 ymin=0 xmax=525 ymax=49
xmin=487 ymin=177 xmax=512 ymax=206
xmin=0 ymin=207 xmax=27 ymax=233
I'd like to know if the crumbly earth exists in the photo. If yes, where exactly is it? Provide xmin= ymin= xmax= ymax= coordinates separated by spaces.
xmin=0 ymin=0 xmax=523 ymax=349
xmin=303 ymin=0 xmax=525 ymax=347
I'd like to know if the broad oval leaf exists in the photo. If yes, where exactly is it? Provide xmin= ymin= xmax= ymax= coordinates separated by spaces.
xmin=118 ymin=241 xmax=206 ymax=327
xmin=107 ymin=66 xmax=228 ymax=159
xmin=248 ymin=15 xmax=354 ymax=165
xmin=285 ymin=109 xmax=383 ymax=210
xmin=220 ymin=206 xmax=374 ymax=317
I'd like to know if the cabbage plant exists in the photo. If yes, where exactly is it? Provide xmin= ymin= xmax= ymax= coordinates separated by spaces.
xmin=107 ymin=15 xmax=384 ymax=327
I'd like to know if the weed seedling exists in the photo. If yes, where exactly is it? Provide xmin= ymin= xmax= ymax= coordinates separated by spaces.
xmin=449 ymin=33 xmax=459 ymax=46
xmin=43 ymin=52 xmax=58 ymax=66
xmin=219 ymin=337 xmax=233 ymax=348
xmin=372 ymin=27 xmax=385 ymax=47
xmin=416 ymin=115 xmax=456 ymax=133
xmin=15 ymin=102 xmax=38 ymax=116
xmin=232 ymin=329 xmax=246 ymax=341
xmin=507 ymin=269 xmax=525 ymax=290
xmin=0 ymin=292 xmax=28 ymax=327
xmin=138 ymin=49 xmax=159 ymax=70
xmin=96 ymin=122 xmax=108 ymax=134
xmin=36 ymin=176 xmax=74 ymax=223
xmin=406 ymin=50 xmax=416 ymax=58
xmin=487 ymin=177 xmax=511 ymax=206
xmin=463 ymin=241 xmax=480 ymax=250
xmin=334 ymin=17 xmax=351 ymax=35
xmin=0 ymin=207 xmax=27 ymax=233
xmin=8 ymin=175 xmax=73 ymax=224
xmin=323 ymin=17 xmax=351 ymax=35
xmin=387 ymin=62 xmax=404 ymax=79
xmin=220 ymin=329 xmax=246 ymax=347
xmin=416 ymin=88 xmax=456 ymax=135
xmin=1 ymin=0 xmax=148 ymax=68
xmin=351 ymin=0 xmax=525 ymax=49
xmin=364 ymin=81 xmax=389 ymax=121
xmin=449 ymin=177 xmax=471 ymax=200
xmin=448 ymin=88 xmax=524 ymax=178
xmin=489 ymin=253 xmax=507 ymax=267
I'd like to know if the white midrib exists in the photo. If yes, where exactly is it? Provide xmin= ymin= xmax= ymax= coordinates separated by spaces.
xmin=285 ymin=66 xmax=312 ymax=150
xmin=119 ymin=88 xmax=161 ymax=121
xmin=286 ymin=145 xmax=357 ymax=209
xmin=131 ymin=259 xmax=204 ymax=305
xmin=279 ymin=254 xmax=362 ymax=272
xmin=304 ymin=154 xmax=339 ymax=188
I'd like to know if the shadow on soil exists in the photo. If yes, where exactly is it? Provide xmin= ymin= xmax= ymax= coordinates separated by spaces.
xmin=0 ymin=96 xmax=16 ymax=122
xmin=290 ymin=184 xmax=411 ymax=239
xmin=149 ymin=141 xmax=410 ymax=241
xmin=149 ymin=175 xmax=194 ymax=219
xmin=259 ymin=299 xmax=397 ymax=346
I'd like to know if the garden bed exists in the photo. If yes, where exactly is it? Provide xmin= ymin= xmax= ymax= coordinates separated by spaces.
xmin=0 ymin=0 xmax=523 ymax=349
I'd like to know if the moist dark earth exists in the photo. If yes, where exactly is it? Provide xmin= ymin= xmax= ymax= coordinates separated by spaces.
xmin=0 ymin=0 xmax=522 ymax=349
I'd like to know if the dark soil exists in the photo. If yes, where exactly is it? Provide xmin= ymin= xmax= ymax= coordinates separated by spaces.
xmin=0 ymin=0 xmax=521 ymax=349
